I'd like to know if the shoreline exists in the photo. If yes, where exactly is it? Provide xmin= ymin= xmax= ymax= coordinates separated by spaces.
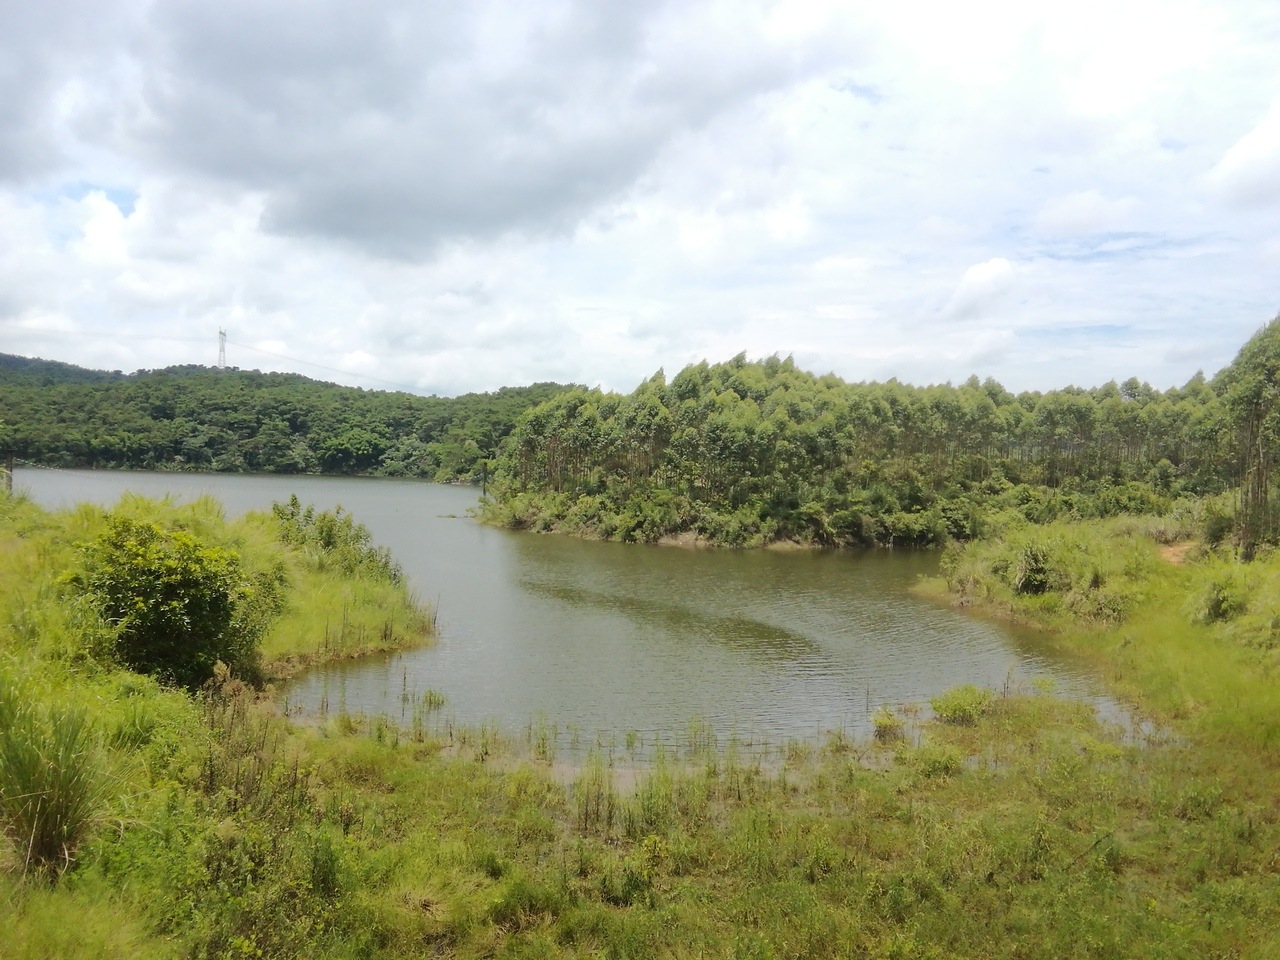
xmin=262 ymin=628 xmax=436 ymax=681
xmin=480 ymin=510 xmax=942 ymax=552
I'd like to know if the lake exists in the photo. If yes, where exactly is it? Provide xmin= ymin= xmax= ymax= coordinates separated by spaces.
xmin=15 ymin=467 xmax=1121 ymax=752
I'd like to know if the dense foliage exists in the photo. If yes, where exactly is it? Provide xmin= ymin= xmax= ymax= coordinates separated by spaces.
xmin=0 ymin=356 xmax=572 ymax=481
xmin=482 ymin=353 xmax=1230 ymax=545
xmin=70 ymin=516 xmax=285 ymax=687
xmin=1217 ymin=321 xmax=1280 ymax=557
xmin=0 ymin=353 xmax=127 ymax=387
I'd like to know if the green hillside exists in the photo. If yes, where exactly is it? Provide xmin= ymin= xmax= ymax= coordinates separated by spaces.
xmin=0 ymin=357 xmax=573 ymax=481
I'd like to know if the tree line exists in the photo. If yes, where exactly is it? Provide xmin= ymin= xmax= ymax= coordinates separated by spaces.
xmin=8 ymin=317 xmax=1280 ymax=550
xmin=484 ymin=319 xmax=1280 ymax=547
xmin=0 ymin=355 xmax=572 ymax=482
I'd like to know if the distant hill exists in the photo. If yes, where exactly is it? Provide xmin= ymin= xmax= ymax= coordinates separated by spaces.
xmin=0 ymin=353 xmax=129 ymax=386
xmin=0 ymin=354 xmax=575 ymax=480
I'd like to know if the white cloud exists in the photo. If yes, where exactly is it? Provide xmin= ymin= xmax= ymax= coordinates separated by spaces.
xmin=340 ymin=350 xmax=378 ymax=371
xmin=0 ymin=0 xmax=1278 ymax=396
xmin=918 ymin=216 xmax=972 ymax=246
xmin=815 ymin=304 xmax=878 ymax=321
xmin=1034 ymin=190 xmax=1139 ymax=236
xmin=945 ymin=259 xmax=1015 ymax=320
xmin=1208 ymin=96 xmax=1280 ymax=207
xmin=73 ymin=191 xmax=131 ymax=263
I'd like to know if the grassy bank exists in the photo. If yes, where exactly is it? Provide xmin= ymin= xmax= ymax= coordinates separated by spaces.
xmin=259 ymin=495 xmax=435 ymax=676
xmin=3 ymin=490 xmax=1280 ymax=957
xmin=0 ymin=491 xmax=434 ymax=678
xmin=5 ymin=676 xmax=1277 ymax=959
xmin=932 ymin=507 xmax=1280 ymax=748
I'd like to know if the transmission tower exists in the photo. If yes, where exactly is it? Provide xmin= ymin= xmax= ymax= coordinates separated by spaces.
xmin=217 ymin=328 xmax=226 ymax=369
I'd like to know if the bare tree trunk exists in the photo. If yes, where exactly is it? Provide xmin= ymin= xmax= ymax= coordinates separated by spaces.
xmin=1240 ymin=410 xmax=1269 ymax=561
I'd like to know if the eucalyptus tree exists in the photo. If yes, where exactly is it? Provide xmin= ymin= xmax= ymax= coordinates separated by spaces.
xmin=1217 ymin=316 xmax=1280 ymax=558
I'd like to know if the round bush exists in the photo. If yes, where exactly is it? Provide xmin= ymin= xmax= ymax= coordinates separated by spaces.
xmin=75 ymin=517 xmax=252 ymax=687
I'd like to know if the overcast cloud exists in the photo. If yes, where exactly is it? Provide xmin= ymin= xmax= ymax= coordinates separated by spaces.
xmin=1 ymin=0 xmax=1278 ymax=395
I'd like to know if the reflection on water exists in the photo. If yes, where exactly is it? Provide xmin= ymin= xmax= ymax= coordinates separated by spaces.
xmin=525 ymin=580 xmax=822 ymax=663
xmin=17 ymin=467 xmax=1127 ymax=750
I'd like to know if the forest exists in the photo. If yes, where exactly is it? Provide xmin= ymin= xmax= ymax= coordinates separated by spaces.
xmin=481 ymin=350 xmax=1240 ymax=547
xmin=0 ymin=354 xmax=572 ymax=482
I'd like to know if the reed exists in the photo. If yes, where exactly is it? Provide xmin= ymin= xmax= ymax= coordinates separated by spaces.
xmin=0 ymin=675 xmax=107 ymax=874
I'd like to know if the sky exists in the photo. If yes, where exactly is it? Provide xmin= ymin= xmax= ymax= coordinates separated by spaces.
xmin=0 ymin=0 xmax=1278 ymax=397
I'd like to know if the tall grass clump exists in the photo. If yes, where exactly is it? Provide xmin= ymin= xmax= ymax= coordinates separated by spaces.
xmin=256 ymin=497 xmax=433 ymax=668
xmin=942 ymin=516 xmax=1163 ymax=625
xmin=929 ymin=685 xmax=992 ymax=725
xmin=574 ymin=753 xmax=618 ymax=833
xmin=271 ymin=495 xmax=402 ymax=583
xmin=871 ymin=706 xmax=903 ymax=742
xmin=0 ymin=673 xmax=107 ymax=875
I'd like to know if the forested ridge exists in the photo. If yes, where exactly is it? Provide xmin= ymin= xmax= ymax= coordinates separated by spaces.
xmin=485 ymin=321 xmax=1280 ymax=547
xmin=0 ymin=353 xmax=128 ymax=386
xmin=0 ymin=355 xmax=572 ymax=481
xmin=8 ymin=318 xmax=1280 ymax=550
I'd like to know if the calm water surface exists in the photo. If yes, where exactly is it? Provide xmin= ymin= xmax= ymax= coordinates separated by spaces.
xmin=17 ymin=468 xmax=1120 ymax=748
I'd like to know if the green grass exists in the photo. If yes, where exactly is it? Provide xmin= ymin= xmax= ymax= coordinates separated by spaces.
xmin=940 ymin=513 xmax=1175 ymax=627
xmin=65 ymin=690 xmax=1273 ymax=959
xmin=0 ymin=674 xmax=107 ymax=875
xmin=1 ymin=489 xmax=1280 ymax=958
xmin=930 ymin=684 xmax=993 ymax=725
xmin=0 ymin=491 xmax=435 ymax=679
xmin=0 ymin=876 xmax=177 ymax=959
xmin=256 ymin=557 xmax=434 ymax=672
xmin=934 ymin=511 xmax=1280 ymax=749
xmin=3 ymin=676 xmax=1279 ymax=959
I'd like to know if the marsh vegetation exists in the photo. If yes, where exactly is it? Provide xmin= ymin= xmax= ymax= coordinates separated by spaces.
xmin=3 ymin=478 xmax=1280 ymax=957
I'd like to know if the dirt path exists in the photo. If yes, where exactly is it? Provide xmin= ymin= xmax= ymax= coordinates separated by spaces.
xmin=1160 ymin=542 xmax=1195 ymax=565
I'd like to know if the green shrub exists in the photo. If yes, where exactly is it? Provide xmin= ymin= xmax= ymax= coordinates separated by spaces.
xmin=1195 ymin=569 xmax=1251 ymax=624
xmin=1012 ymin=543 xmax=1053 ymax=595
xmin=1202 ymin=507 xmax=1235 ymax=549
xmin=930 ymin=685 xmax=993 ymax=725
xmin=309 ymin=827 xmax=345 ymax=899
xmin=71 ymin=516 xmax=268 ymax=687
